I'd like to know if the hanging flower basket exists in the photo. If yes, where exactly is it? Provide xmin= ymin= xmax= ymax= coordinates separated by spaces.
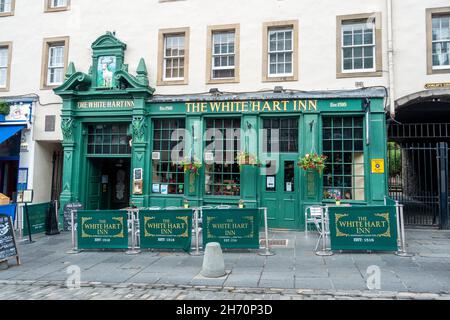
xmin=179 ymin=157 xmax=202 ymax=175
xmin=236 ymin=151 xmax=259 ymax=167
xmin=297 ymin=153 xmax=327 ymax=174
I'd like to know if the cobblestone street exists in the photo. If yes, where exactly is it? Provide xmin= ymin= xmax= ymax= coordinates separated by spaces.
xmin=1 ymin=280 xmax=450 ymax=300
xmin=0 ymin=229 xmax=449 ymax=300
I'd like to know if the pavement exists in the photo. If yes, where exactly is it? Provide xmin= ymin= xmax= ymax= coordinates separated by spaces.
xmin=0 ymin=228 xmax=449 ymax=300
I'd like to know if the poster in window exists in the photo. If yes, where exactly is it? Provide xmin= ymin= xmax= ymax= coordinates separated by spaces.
xmin=97 ymin=56 xmax=116 ymax=88
xmin=134 ymin=168 xmax=143 ymax=181
xmin=160 ymin=184 xmax=168 ymax=195
xmin=152 ymin=184 xmax=160 ymax=193
xmin=266 ymin=176 xmax=275 ymax=190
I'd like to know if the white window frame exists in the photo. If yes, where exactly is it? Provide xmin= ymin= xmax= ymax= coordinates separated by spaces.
xmin=267 ymin=27 xmax=294 ymax=77
xmin=0 ymin=47 xmax=9 ymax=88
xmin=211 ymin=31 xmax=235 ymax=79
xmin=0 ymin=0 xmax=12 ymax=13
xmin=163 ymin=34 xmax=185 ymax=81
xmin=341 ymin=20 xmax=376 ymax=73
xmin=432 ymin=14 xmax=450 ymax=70
xmin=47 ymin=45 xmax=65 ymax=86
xmin=49 ymin=0 xmax=67 ymax=8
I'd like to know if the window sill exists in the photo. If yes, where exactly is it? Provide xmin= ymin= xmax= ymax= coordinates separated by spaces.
xmin=41 ymin=84 xmax=62 ymax=90
xmin=428 ymin=67 xmax=450 ymax=75
xmin=0 ymin=12 xmax=14 ymax=17
xmin=336 ymin=71 xmax=382 ymax=78
xmin=157 ymin=79 xmax=188 ymax=86
xmin=206 ymin=77 xmax=239 ymax=84
xmin=44 ymin=7 xmax=70 ymax=13
xmin=262 ymin=75 xmax=297 ymax=82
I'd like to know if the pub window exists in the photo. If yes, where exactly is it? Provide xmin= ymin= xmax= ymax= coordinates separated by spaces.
xmin=262 ymin=117 xmax=298 ymax=153
xmin=87 ymin=124 xmax=131 ymax=155
xmin=341 ymin=19 xmax=376 ymax=72
xmin=41 ymin=37 xmax=69 ymax=89
xmin=322 ymin=117 xmax=365 ymax=201
xmin=0 ymin=43 xmax=12 ymax=90
xmin=268 ymin=27 xmax=293 ymax=77
xmin=45 ymin=0 xmax=69 ymax=11
xmin=204 ymin=118 xmax=241 ymax=196
xmin=432 ymin=14 xmax=450 ymax=69
xmin=212 ymin=30 xmax=235 ymax=79
xmin=0 ymin=0 xmax=13 ymax=15
xmin=152 ymin=119 xmax=185 ymax=195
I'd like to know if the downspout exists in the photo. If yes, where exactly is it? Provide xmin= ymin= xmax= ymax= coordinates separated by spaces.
xmin=387 ymin=0 xmax=396 ymax=117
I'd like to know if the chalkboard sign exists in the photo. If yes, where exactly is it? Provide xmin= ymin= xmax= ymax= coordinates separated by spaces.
xmin=0 ymin=214 xmax=20 ymax=264
xmin=63 ymin=202 xmax=84 ymax=232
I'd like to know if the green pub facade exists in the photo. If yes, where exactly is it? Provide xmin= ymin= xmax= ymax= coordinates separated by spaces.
xmin=54 ymin=33 xmax=388 ymax=230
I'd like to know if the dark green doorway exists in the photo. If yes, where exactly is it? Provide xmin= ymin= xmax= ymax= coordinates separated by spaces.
xmin=86 ymin=158 xmax=131 ymax=210
xmin=261 ymin=155 xmax=300 ymax=229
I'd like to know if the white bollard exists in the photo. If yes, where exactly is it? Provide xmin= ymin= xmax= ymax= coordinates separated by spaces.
xmin=200 ymin=242 xmax=226 ymax=278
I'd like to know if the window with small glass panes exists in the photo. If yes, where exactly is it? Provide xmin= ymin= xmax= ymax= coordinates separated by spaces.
xmin=152 ymin=119 xmax=185 ymax=195
xmin=204 ymin=118 xmax=241 ymax=196
xmin=87 ymin=124 xmax=131 ymax=155
xmin=322 ymin=117 xmax=365 ymax=201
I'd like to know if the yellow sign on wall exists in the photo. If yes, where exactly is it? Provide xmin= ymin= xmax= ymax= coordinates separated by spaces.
xmin=371 ymin=159 xmax=385 ymax=174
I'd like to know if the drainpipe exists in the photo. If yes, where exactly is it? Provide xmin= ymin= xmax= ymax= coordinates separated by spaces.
xmin=387 ymin=0 xmax=396 ymax=117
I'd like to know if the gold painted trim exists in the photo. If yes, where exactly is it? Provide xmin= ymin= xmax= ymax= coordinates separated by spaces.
xmin=157 ymin=27 xmax=190 ymax=86
xmin=40 ymin=36 xmax=70 ymax=90
xmin=206 ymin=23 xmax=240 ymax=84
xmin=374 ymin=213 xmax=391 ymax=238
xmin=334 ymin=213 xmax=350 ymax=237
xmin=262 ymin=20 xmax=299 ymax=82
xmin=336 ymin=12 xmax=383 ymax=79
xmin=0 ymin=0 xmax=15 ymax=17
xmin=426 ymin=7 xmax=450 ymax=75
xmin=0 ymin=41 xmax=12 ymax=92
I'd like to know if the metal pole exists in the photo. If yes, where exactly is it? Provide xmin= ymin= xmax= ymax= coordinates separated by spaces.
xmin=24 ymin=203 xmax=33 ymax=243
xmin=66 ymin=208 xmax=79 ymax=254
xmin=396 ymin=204 xmax=413 ymax=257
xmin=190 ymin=208 xmax=202 ymax=256
xmin=126 ymin=209 xmax=140 ymax=254
xmin=258 ymin=207 xmax=275 ymax=256
xmin=395 ymin=200 xmax=402 ymax=250
xmin=315 ymin=206 xmax=333 ymax=256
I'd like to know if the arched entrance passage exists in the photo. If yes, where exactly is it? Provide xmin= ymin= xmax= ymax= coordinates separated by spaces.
xmin=387 ymin=90 xmax=450 ymax=229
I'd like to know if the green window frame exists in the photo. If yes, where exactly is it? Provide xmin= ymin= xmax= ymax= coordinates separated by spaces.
xmin=87 ymin=123 xmax=131 ymax=155
xmin=151 ymin=118 xmax=185 ymax=195
xmin=322 ymin=116 xmax=365 ymax=201
xmin=204 ymin=118 xmax=241 ymax=196
xmin=262 ymin=117 xmax=298 ymax=153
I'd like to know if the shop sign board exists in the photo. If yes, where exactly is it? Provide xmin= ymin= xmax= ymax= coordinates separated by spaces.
xmin=63 ymin=202 xmax=84 ymax=231
xmin=22 ymin=202 xmax=50 ymax=236
xmin=202 ymin=208 xmax=260 ymax=249
xmin=139 ymin=209 xmax=192 ymax=251
xmin=77 ymin=210 xmax=128 ymax=249
xmin=328 ymin=206 xmax=398 ymax=251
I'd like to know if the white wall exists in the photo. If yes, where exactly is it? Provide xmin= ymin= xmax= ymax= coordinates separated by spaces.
xmin=0 ymin=0 xmax=449 ymax=142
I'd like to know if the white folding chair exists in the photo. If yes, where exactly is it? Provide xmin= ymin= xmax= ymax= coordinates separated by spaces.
xmin=304 ymin=205 xmax=323 ymax=236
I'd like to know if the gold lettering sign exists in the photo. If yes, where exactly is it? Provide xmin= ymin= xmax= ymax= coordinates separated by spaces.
xmin=424 ymin=83 xmax=450 ymax=89
xmin=185 ymin=100 xmax=317 ymax=113
xmin=77 ymin=100 xmax=135 ymax=109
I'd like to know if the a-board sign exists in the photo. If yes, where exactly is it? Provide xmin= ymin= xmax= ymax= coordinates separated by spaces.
xmin=202 ymin=208 xmax=260 ymax=249
xmin=23 ymin=202 xmax=50 ymax=236
xmin=63 ymin=202 xmax=84 ymax=232
xmin=0 ymin=214 xmax=20 ymax=264
xmin=328 ymin=205 xmax=398 ymax=251
xmin=77 ymin=210 xmax=128 ymax=250
xmin=139 ymin=209 xmax=192 ymax=251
